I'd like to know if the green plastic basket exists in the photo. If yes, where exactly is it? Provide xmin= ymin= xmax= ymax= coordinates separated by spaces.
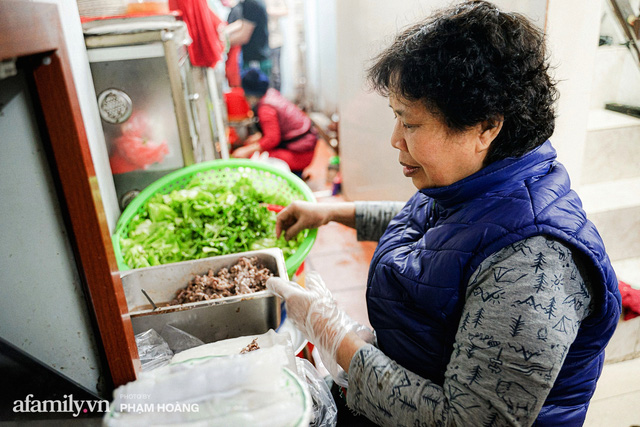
xmin=112 ymin=159 xmax=317 ymax=278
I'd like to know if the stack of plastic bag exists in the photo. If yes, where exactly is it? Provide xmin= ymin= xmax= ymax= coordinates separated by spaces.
xmin=105 ymin=343 xmax=310 ymax=426
xmin=106 ymin=330 xmax=338 ymax=426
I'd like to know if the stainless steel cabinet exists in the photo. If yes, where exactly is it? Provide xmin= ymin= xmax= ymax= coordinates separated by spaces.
xmin=84 ymin=17 xmax=228 ymax=208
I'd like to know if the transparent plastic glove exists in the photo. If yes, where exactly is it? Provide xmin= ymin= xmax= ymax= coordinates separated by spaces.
xmin=267 ymin=271 xmax=374 ymax=387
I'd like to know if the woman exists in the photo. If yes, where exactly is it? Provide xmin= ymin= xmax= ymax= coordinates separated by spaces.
xmin=266 ymin=2 xmax=621 ymax=426
xmin=232 ymin=68 xmax=317 ymax=177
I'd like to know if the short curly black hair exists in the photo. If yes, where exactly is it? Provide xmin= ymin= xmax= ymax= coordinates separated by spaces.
xmin=367 ymin=1 xmax=558 ymax=164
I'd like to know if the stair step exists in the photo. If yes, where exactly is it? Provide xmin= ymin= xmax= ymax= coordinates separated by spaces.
xmin=581 ymin=177 xmax=640 ymax=262
xmin=582 ymin=109 xmax=640 ymax=185
xmin=580 ymin=176 xmax=640 ymax=214
xmin=588 ymin=206 xmax=640 ymax=261
xmin=586 ymin=357 xmax=640 ymax=426
xmin=587 ymin=108 xmax=640 ymax=131
xmin=612 ymin=257 xmax=640 ymax=288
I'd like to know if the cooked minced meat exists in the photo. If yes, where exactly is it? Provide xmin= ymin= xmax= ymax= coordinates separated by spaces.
xmin=171 ymin=257 xmax=273 ymax=304
xmin=239 ymin=338 xmax=260 ymax=354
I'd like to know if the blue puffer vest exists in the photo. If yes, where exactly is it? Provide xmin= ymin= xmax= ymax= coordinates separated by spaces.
xmin=366 ymin=141 xmax=621 ymax=425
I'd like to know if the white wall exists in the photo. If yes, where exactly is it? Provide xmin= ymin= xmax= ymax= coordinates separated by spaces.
xmin=279 ymin=0 xmax=301 ymax=101
xmin=303 ymin=0 xmax=338 ymax=114
xmin=545 ymin=0 xmax=603 ymax=186
xmin=336 ymin=0 xmax=443 ymax=202
xmin=590 ymin=45 xmax=640 ymax=110
xmin=334 ymin=0 xmax=600 ymax=200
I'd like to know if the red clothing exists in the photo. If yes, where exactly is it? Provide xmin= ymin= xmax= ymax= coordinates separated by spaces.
xmin=226 ymin=45 xmax=242 ymax=87
xmin=169 ymin=0 xmax=225 ymax=68
xmin=259 ymin=89 xmax=312 ymax=141
xmin=619 ymin=280 xmax=640 ymax=320
xmin=255 ymin=90 xmax=317 ymax=171
xmin=266 ymin=146 xmax=316 ymax=173
xmin=256 ymin=105 xmax=282 ymax=151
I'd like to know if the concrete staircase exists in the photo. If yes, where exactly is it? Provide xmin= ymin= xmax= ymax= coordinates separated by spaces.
xmin=580 ymin=15 xmax=640 ymax=421
xmin=581 ymin=78 xmax=640 ymax=427
xmin=580 ymin=108 xmax=640 ymax=289
xmin=580 ymin=42 xmax=640 ymax=369
xmin=582 ymin=41 xmax=640 ymax=290
xmin=570 ymin=9 xmax=640 ymax=423
xmin=581 ymin=108 xmax=640 ymax=363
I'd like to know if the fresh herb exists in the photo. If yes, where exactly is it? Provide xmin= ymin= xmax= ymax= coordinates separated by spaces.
xmin=120 ymin=177 xmax=306 ymax=269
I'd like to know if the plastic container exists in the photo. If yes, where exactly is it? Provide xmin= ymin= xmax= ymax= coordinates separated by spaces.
xmin=224 ymin=87 xmax=252 ymax=122
xmin=113 ymin=159 xmax=317 ymax=278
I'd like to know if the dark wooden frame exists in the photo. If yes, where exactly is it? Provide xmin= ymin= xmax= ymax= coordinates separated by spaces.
xmin=0 ymin=1 xmax=139 ymax=387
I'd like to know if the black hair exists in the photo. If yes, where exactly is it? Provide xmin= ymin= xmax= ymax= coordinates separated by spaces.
xmin=241 ymin=67 xmax=270 ymax=97
xmin=367 ymin=1 xmax=558 ymax=164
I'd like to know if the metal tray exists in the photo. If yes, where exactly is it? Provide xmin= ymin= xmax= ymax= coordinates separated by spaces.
xmin=121 ymin=248 xmax=286 ymax=343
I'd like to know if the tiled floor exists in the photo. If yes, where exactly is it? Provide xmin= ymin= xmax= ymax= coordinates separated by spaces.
xmin=584 ymin=355 xmax=640 ymax=426
xmin=303 ymin=138 xmax=640 ymax=426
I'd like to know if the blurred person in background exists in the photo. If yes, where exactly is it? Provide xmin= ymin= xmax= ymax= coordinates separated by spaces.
xmin=266 ymin=1 xmax=621 ymax=425
xmin=232 ymin=69 xmax=317 ymax=178
xmin=265 ymin=0 xmax=288 ymax=91
xmin=224 ymin=0 xmax=271 ymax=76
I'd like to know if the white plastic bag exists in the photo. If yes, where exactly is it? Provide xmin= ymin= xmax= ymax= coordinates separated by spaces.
xmin=105 ymin=334 xmax=311 ymax=426
xmin=160 ymin=324 xmax=204 ymax=354
xmin=134 ymin=329 xmax=173 ymax=372
xmin=171 ymin=329 xmax=297 ymax=373
xmin=296 ymin=358 xmax=337 ymax=427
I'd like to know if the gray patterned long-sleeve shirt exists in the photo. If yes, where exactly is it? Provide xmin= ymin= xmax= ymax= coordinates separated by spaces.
xmin=349 ymin=202 xmax=593 ymax=426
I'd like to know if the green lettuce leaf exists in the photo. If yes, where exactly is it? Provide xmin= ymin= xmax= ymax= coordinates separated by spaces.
xmin=120 ymin=177 xmax=308 ymax=269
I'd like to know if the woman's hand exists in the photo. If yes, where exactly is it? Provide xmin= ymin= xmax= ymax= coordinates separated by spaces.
xmin=276 ymin=201 xmax=356 ymax=241
xmin=267 ymin=272 xmax=373 ymax=386
xmin=245 ymin=132 xmax=262 ymax=144
xmin=231 ymin=142 xmax=260 ymax=158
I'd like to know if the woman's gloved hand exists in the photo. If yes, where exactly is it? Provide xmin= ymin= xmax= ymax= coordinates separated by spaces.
xmin=267 ymin=271 xmax=374 ymax=387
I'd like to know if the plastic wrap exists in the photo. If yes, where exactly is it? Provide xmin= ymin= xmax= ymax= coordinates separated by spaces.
xmin=296 ymin=358 xmax=337 ymax=427
xmin=170 ymin=329 xmax=297 ymax=373
xmin=134 ymin=329 xmax=173 ymax=372
xmin=105 ymin=344 xmax=311 ymax=426
xmin=160 ymin=324 xmax=204 ymax=354
xmin=267 ymin=271 xmax=375 ymax=387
